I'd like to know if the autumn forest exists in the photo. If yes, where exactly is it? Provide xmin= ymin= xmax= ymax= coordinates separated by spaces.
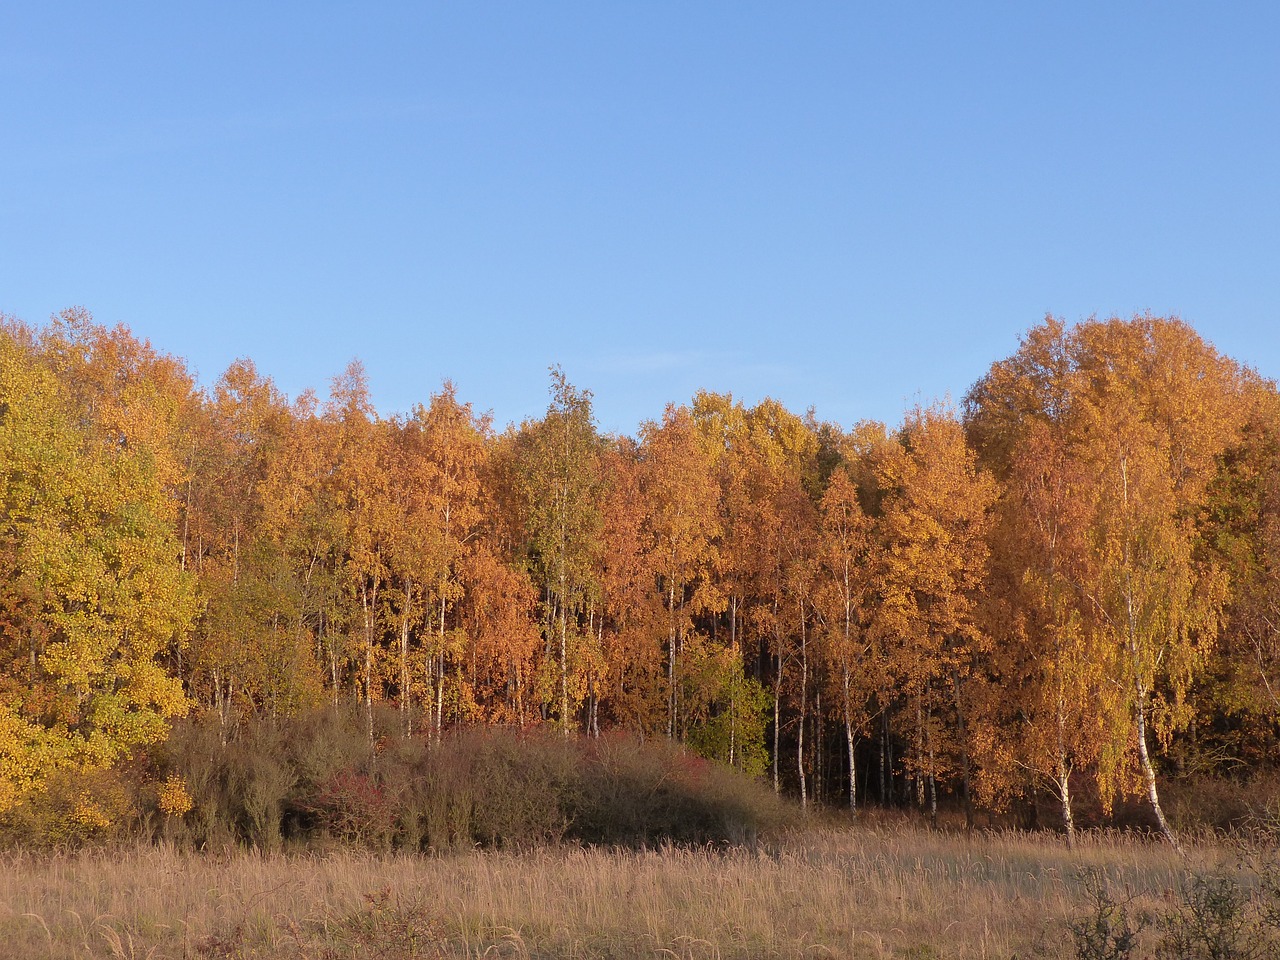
xmin=3 ymin=308 xmax=1280 ymax=848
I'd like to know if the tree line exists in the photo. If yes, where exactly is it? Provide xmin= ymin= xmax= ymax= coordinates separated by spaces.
xmin=2 ymin=308 xmax=1278 ymax=845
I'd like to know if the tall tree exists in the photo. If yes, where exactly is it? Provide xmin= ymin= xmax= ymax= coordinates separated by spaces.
xmin=639 ymin=404 xmax=720 ymax=740
xmin=982 ymin=421 xmax=1101 ymax=843
xmin=258 ymin=390 xmax=348 ymax=710
xmin=186 ymin=359 xmax=324 ymax=727
xmin=0 ymin=324 xmax=197 ymax=810
xmin=816 ymin=464 xmax=875 ymax=815
xmin=1071 ymin=318 xmax=1245 ymax=848
xmin=597 ymin=439 xmax=666 ymax=734
xmin=876 ymin=404 xmax=997 ymax=827
xmin=965 ymin=324 xmax=1104 ymax=841
xmin=325 ymin=362 xmax=395 ymax=738
xmin=518 ymin=368 xmax=604 ymax=732
xmin=1200 ymin=391 xmax=1280 ymax=748
xmin=388 ymin=383 xmax=489 ymax=736
xmin=969 ymin=315 xmax=1251 ymax=847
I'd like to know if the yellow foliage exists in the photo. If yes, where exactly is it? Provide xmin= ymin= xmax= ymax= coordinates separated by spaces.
xmin=0 ymin=322 xmax=196 ymax=810
xmin=157 ymin=775 xmax=194 ymax=818
xmin=71 ymin=792 xmax=114 ymax=833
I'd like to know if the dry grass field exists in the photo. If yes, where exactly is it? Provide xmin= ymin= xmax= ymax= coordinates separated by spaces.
xmin=0 ymin=819 xmax=1237 ymax=960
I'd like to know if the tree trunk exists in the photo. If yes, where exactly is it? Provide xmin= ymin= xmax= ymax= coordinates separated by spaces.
xmin=926 ymin=709 xmax=938 ymax=829
xmin=815 ymin=688 xmax=824 ymax=806
xmin=435 ymin=650 xmax=445 ymax=740
xmin=1055 ymin=685 xmax=1076 ymax=847
xmin=797 ymin=600 xmax=808 ymax=812
xmin=772 ymin=659 xmax=782 ymax=794
xmin=951 ymin=672 xmax=975 ymax=833
xmin=667 ymin=580 xmax=677 ymax=739
xmin=559 ymin=580 xmax=570 ymax=735
xmin=400 ymin=616 xmax=411 ymax=737
xmin=915 ymin=703 xmax=926 ymax=810
xmin=1057 ymin=755 xmax=1076 ymax=848
xmin=362 ymin=581 xmax=375 ymax=742
xmin=846 ymin=713 xmax=857 ymax=817
xmin=1136 ymin=687 xmax=1182 ymax=853
xmin=881 ymin=710 xmax=893 ymax=805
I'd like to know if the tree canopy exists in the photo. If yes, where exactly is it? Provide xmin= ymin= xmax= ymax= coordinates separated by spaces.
xmin=1 ymin=310 xmax=1276 ymax=845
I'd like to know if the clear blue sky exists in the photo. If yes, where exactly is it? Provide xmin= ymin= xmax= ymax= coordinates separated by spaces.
xmin=3 ymin=3 xmax=1277 ymax=435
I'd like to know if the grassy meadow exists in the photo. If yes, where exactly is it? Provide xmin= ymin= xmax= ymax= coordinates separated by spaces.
xmin=3 ymin=714 xmax=1279 ymax=959
xmin=2 ymin=820 xmax=1251 ymax=960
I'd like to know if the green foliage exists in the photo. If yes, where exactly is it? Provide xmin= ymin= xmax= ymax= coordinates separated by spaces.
xmin=684 ymin=651 xmax=772 ymax=778
xmin=514 ymin=368 xmax=606 ymax=730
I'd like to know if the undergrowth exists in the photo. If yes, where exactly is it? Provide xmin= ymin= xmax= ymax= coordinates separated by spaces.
xmin=149 ymin=708 xmax=793 ymax=851
xmin=1065 ymin=852 xmax=1280 ymax=960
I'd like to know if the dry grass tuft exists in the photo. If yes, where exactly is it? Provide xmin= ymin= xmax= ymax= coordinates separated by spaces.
xmin=0 ymin=824 xmax=1227 ymax=959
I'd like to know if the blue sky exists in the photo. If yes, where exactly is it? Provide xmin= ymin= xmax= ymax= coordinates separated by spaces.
xmin=3 ymin=3 xmax=1277 ymax=434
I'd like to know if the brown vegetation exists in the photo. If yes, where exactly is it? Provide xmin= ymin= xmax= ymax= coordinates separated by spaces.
xmin=0 ymin=824 xmax=1234 ymax=960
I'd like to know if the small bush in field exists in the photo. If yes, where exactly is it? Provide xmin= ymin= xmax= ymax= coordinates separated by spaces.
xmin=1260 ymin=858 xmax=1280 ymax=930
xmin=1067 ymin=869 xmax=1148 ymax=960
xmin=1156 ymin=873 xmax=1259 ymax=960
xmin=460 ymin=727 xmax=576 ymax=846
xmin=1162 ymin=768 xmax=1280 ymax=839
xmin=573 ymin=732 xmax=789 ymax=846
xmin=1065 ymin=854 xmax=1280 ymax=960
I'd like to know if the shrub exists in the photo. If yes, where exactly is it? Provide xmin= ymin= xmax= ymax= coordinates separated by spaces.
xmin=459 ymin=727 xmax=577 ymax=846
xmin=157 ymin=713 xmax=297 ymax=849
xmin=1163 ymin=770 xmax=1280 ymax=836
xmin=155 ymin=708 xmax=791 ymax=852
xmin=1155 ymin=873 xmax=1266 ymax=960
xmin=1067 ymin=869 xmax=1148 ymax=960
xmin=1066 ymin=853 xmax=1280 ymax=960
xmin=0 ymin=766 xmax=139 ymax=848
xmin=306 ymin=770 xmax=396 ymax=846
xmin=574 ymin=731 xmax=789 ymax=845
xmin=156 ymin=775 xmax=194 ymax=818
